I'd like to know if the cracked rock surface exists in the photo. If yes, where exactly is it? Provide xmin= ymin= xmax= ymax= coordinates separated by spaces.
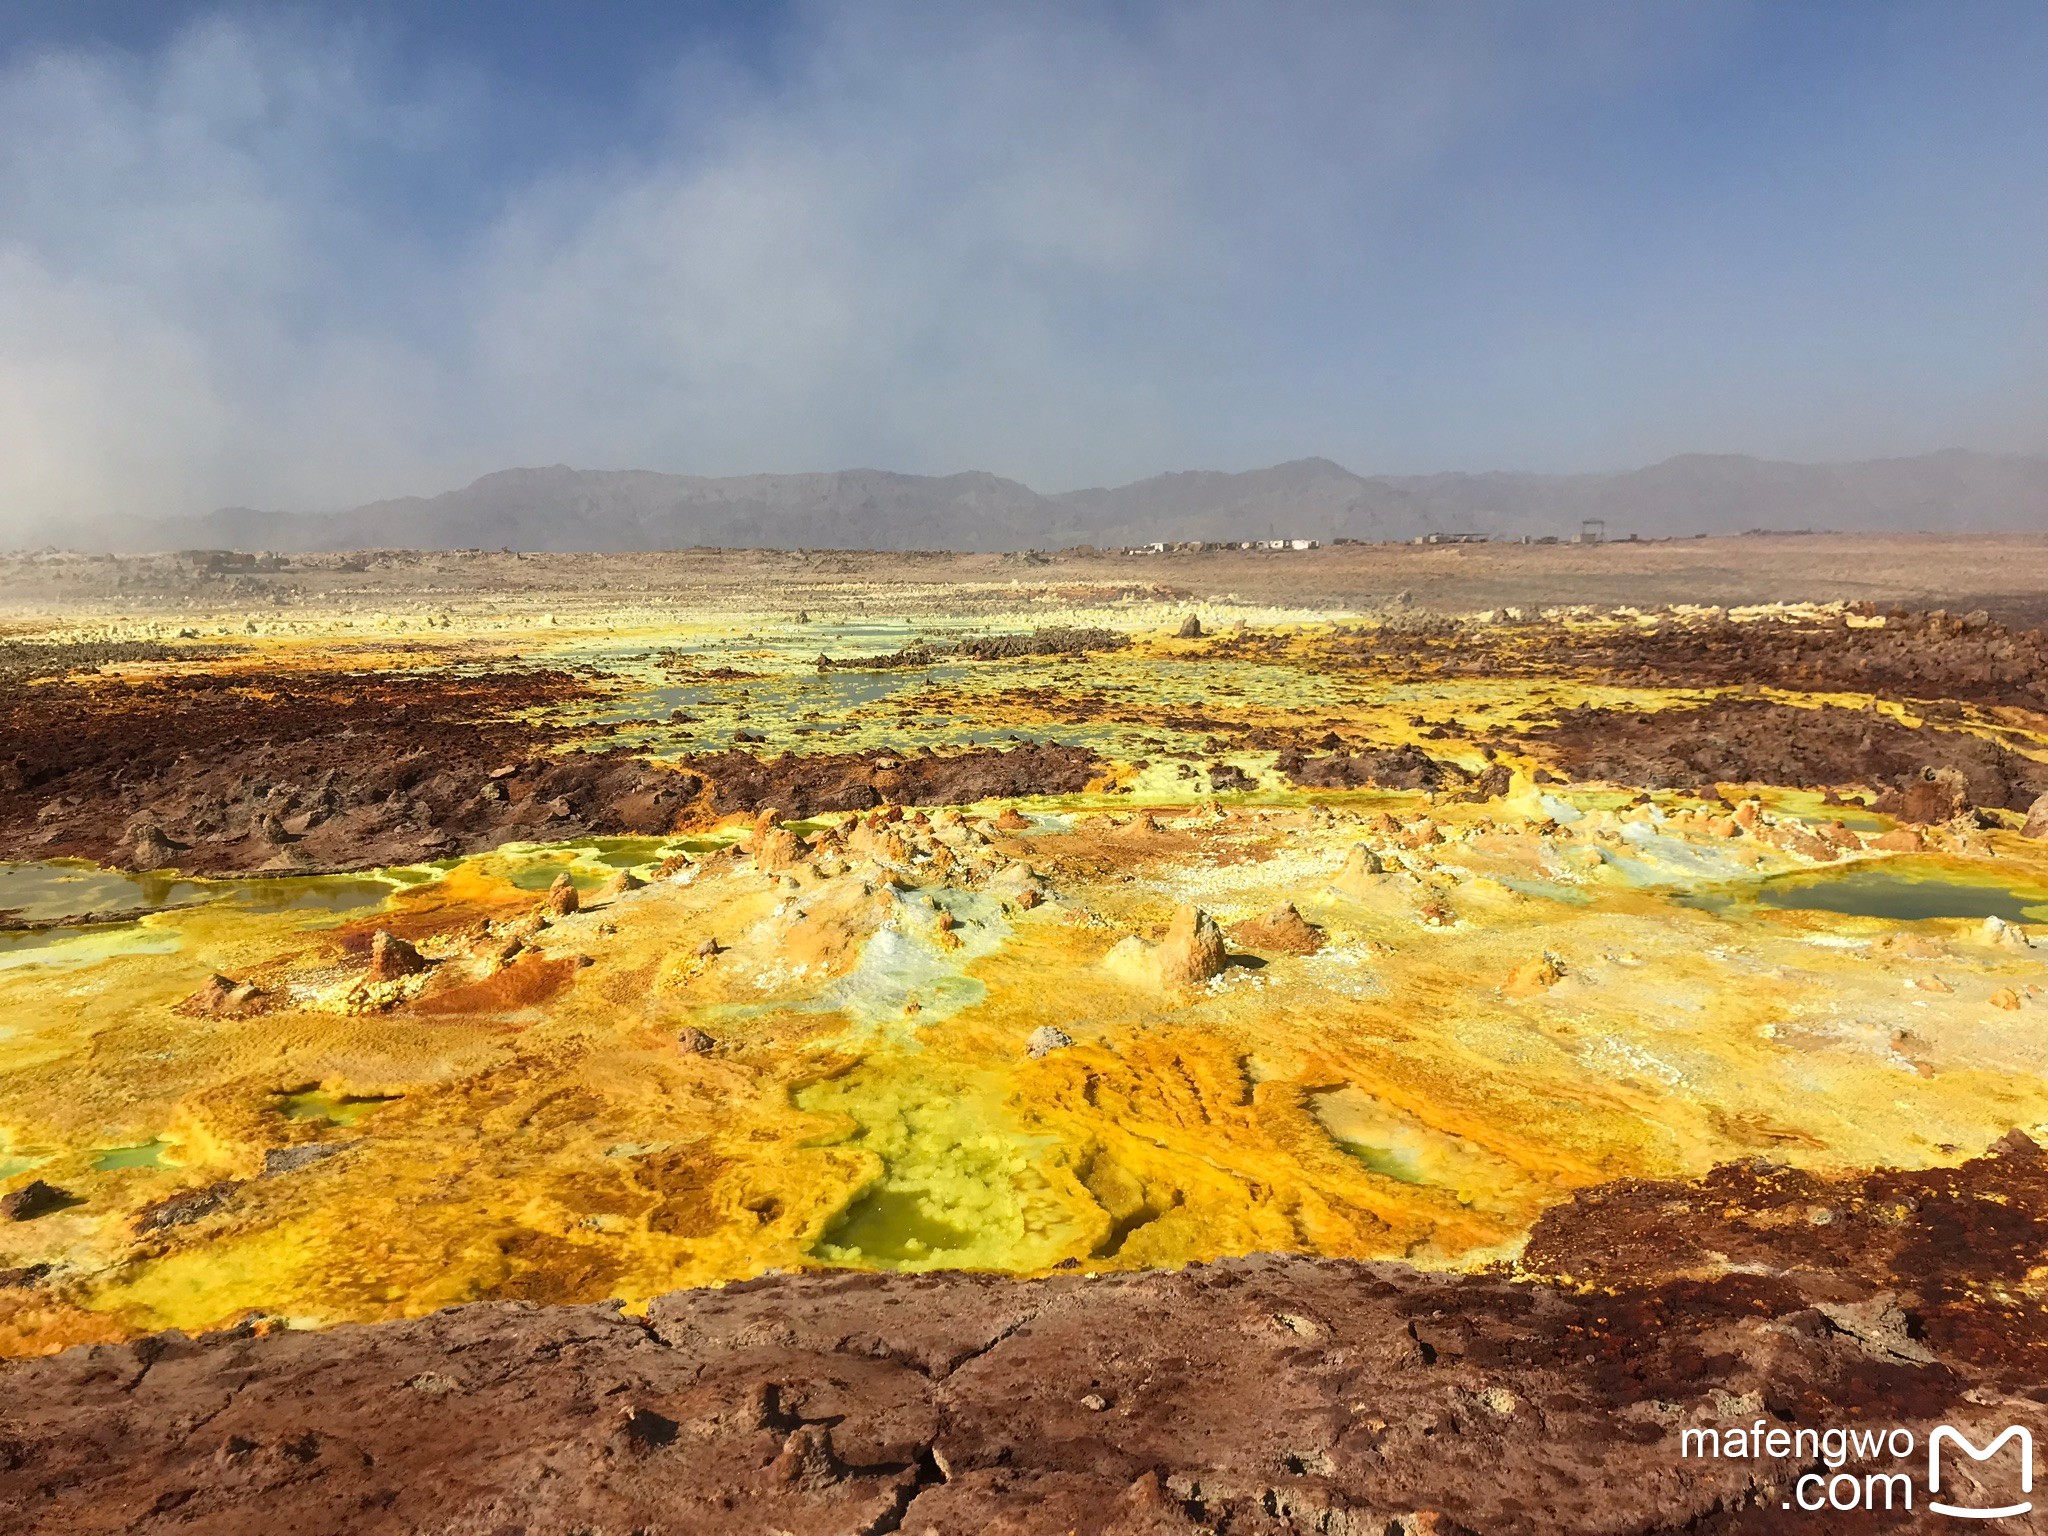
xmin=5 ymin=1135 xmax=2047 ymax=1535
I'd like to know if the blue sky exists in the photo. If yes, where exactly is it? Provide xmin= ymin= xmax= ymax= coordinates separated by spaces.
xmin=1 ymin=1 xmax=2043 ymax=529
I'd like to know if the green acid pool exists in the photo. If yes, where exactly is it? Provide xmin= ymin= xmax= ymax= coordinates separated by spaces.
xmin=279 ymin=1090 xmax=399 ymax=1126
xmin=1680 ymin=858 xmax=2048 ymax=925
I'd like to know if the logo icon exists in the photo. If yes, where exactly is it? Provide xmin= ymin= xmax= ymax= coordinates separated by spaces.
xmin=1930 ymin=1425 xmax=2033 ymax=1520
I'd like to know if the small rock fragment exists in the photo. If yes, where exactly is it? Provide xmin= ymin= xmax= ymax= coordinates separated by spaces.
xmin=544 ymin=873 xmax=580 ymax=915
xmin=132 ymin=1181 xmax=240 ymax=1235
xmin=676 ymin=1027 xmax=717 ymax=1054
xmin=262 ymin=1142 xmax=352 ymax=1178
xmin=1026 ymin=1025 xmax=1073 ymax=1058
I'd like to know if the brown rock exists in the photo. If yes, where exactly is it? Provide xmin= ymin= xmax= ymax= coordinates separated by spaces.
xmin=9 ymin=1141 xmax=2048 ymax=1535
xmin=1990 ymin=988 xmax=2022 ymax=1011
xmin=1870 ymin=827 xmax=1926 ymax=852
xmin=1525 ymin=698 xmax=2048 ymax=818
xmin=593 ymin=869 xmax=645 ymax=900
xmin=1228 ymin=901 xmax=1325 ymax=955
xmin=1813 ymin=820 xmax=1862 ymax=850
xmin=994 ymin=808 xmax=1031 ymax=831
xmin=2025 ymin=790 xmax=2048 ymax=839
xmin=1 ymin=1179 xmax=74 ymax=1221
xmin=1176 ymin=614 xmax=1203 ymax=638
xmin=676 ymin=1027 xmax=717 ymax=1054
xmin=1895 ymin=766 xmax=1971 ymax=825
xmin=366 ymin=930 xmax=430 ymax=982
xmin=127 ymin=823 xmax=179 ymax=869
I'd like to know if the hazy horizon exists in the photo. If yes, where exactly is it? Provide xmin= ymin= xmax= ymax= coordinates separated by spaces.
xmin=4 ymin=1 xmax=2046 ymax=539
xmin=207 ymin=444 xmax=2048 ymax=520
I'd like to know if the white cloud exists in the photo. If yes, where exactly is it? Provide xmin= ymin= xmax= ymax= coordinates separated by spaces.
xmin=0 ymin=2 xmax=2039 ymax=540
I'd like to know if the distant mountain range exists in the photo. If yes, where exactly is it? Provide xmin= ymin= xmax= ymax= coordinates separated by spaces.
xmin=60 ymin=449 xmax=2048 ymax=553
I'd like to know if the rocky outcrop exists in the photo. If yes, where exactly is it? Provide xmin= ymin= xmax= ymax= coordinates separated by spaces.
xmin=1277 ymin=742 xmax=1454 ymax=792
xmin=0 ymin=663 xmax=706 ymax=877
xmin=688 ymin=743 xmax=1104 ymax=819
xmin=820 ymin=627 xmax=1128 ymax=668
xmin=1333 ymin=606 xmax=2048 ymax=714
xmin=1522 ymin=698 xmax=2048 ymax=816
xmin=5 ymin=1136 xmax=2048 ymax=1534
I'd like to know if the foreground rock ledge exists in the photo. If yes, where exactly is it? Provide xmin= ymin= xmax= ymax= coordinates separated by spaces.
xmin=4 ymin=1138 xmax=2047 ymax=1535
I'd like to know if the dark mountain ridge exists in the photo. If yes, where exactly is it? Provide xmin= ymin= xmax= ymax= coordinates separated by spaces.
xmin=57 ymin=449 xmax=2048 ymax=553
